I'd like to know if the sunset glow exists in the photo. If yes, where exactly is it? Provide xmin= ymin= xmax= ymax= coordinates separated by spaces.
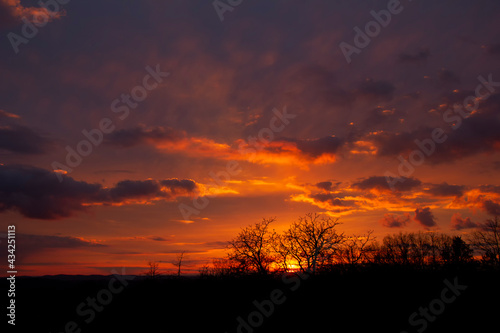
xmin=1 ymin=0 xmax=499 ymax=278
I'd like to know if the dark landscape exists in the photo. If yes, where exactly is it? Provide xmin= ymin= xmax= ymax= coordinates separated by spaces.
xmin=6 ymin=265 xmax=499 ymax=332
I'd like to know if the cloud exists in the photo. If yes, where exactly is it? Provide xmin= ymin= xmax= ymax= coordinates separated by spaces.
xmin=353 ymin=176 xmax=421 ymax=192
xmin=398 ymin=48 xmax=430 ymax=64
xmin=104 ymin=180 xmax=176 ymax=202
xmin=363 ymin=107 xmax=404 ymax=130
xmin=286 ymin=65 xmax=354 ymax=107
xmin=8 ymin=233 xmax=106 ymax=260
xmin=479 ymin=185 xmax=500 ymax=194
xmin=0 ymin=110 xmax=20 ymax=119
xmin=20 ymin=233 xmax=106 ymax=249
xmin=437 ymin=69 xmax=461 ymax=84
xmin=482 ymin=43 xmax=500 ymax=55
xmin=363 ymin=130 xmax=416 ymax=157
xmin=379 ymin=213 xmax=410 ymax=228
xmin=309 ymin=193 xmax=345 ymax=206
xmin=106 ymin=125 xmax=342 ymax=166
xmin=361 ymin=94 xmax=500 ymax=163
xmin=0 ymin=164 xmax=198 ymax=219
xmin=315 ymin=181 xmax=335 ymax=192
xmin=356 ymin=79 xmax=395 ymax=101
xmin=482 ymin=200 xmax=500 ymax=216
xmin=288 ymin=136 xmax=343 ymax=159
xmin=450 ymin=213 xmax=478 ymax=230
xmin=149 ymin=236 xmax=170 ymax=242
xmin=202 ymin=241 xmax=229 ymax=249
xmin=290 ymin=186 xmax=357 ymax=214
xmin=0 ymin=124 xmax=53 ymax=154
xmin=414 ymin=207 xmax=437 ymax=229
xmin=426 ymin=182 xmax=465 ymax=197
xmin=0 ymin=164 xmax=101 ymax=219
xmin=436 ymin=99 xmax=500 ymax=162
xmin=0 ymin=0 xmax=64 ymax=29
xmin=105 ymin=125 xmax=185 ymax=148
xmin=0 ymin=110 xmax=53 ymax=154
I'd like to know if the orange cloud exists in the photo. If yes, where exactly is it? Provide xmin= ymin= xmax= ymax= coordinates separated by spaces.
xmin=2 ymin=0 xmax=64 ymax=23
xmin=107 ymin=125 xmax=340 ymax=168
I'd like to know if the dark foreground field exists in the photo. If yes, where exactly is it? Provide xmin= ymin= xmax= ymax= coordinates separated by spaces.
xmin=5 ymin=266 xmax=500 ymax=333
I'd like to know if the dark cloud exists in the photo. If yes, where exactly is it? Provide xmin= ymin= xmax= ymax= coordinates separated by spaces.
xmin=309 ymin=193 xmax=345 ymax=206
xmin=356 ymin=79 xmax=395 ymax=101
xmin=149 ymin=236 xmax=170 ymax=242
xmin=19 ymin=233 xmax=106 ymax=249
xmin=316 ymin=181 xmax=333 ymax=191
xmin=427 ymin=96 xmax=500 ymax=163
xmin=398 ymin=49 xmax=430 ymax=64
xmin=451 ymin=214 xmax=478 ymax=230
xmin=7 ymin=233 xmax=106 ymax=260
xmin=202 ymin=241 xmax=229 ymax=249
xmin=364 ymin=131 xmax=417 ymax=157
xmin=363 ymin=107 xmax=405 ymax=130
xmin=0 ymin=124 xmax=53 ymax=154
xmin=363 ymin=94 xmax=500 ymax=163
xmin=106 ymin=126 xmax=185 ymax=148
xmin=293 ymin=136 xmax=343 ymax=158
xmin=93 ymin=169 xmax=136 ymax=175
xmin=482 ymin=43 xmax=500 ymax=55
xmin=161 ymin=179 xmax=198 ymax=193
xmin=105 ymin=180 xmax=163 ymax=202
xmin=479 ymin=185 xmax=500 ymax=194
xmin=437 ymin=69 xmax=461 ymax=84
xmin=287 ymin=65 xmax=354 ymax=107
xmin=353 ymin=176 xmax=421 ymax=192
xmin=482 ymin=200 xmax=500 ymax=216
xmin=379 ymin=213 xmax=410 ymax=228
xmin=0 ymin=164 xmax=102 ymax=219
xmin=414 ymin=207 xmax=437 ymax=229
xmin=0 ymin=164 xmax=198 ymax=219
xmin=104 ymin=178 xmax=197 ymax=202
xmin=426 ymin=182 xmax=465 ymax=197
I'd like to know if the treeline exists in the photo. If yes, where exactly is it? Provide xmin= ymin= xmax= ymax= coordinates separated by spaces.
xmin=200 ymin=213 xmax=500 ymax=276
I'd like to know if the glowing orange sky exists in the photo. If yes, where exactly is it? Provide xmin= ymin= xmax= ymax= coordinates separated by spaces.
xmin=0 ymin=0 xmax=499 ymax=276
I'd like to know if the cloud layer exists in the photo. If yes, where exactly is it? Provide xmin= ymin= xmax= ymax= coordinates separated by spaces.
xmin=0 ymin=164 xmax=198 ymax=219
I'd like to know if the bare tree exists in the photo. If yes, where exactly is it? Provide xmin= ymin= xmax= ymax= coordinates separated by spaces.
xmin=176 ymin=252 xmax=185 ymax=277
xmin=469 ymin=216 xmax=500 ymax=265
xmin=145 ymin=261 xmax=160 ymax=279
xmin=227 ymin=218 xmax=276 ymax=274
xmin=272 ymin=233 xmax=293 ymax=272
xmin=336 ymin=230 xmax=375 ymax=266
xmin=427 ymin=232 xmax=451 ymax=265
xmin=380 ymin=233 xmax=412 ymax=265
xmin=280 ymin=213 xmax=344 ymax=273
xmin=409 ymin=232 xmax=432 ymax=266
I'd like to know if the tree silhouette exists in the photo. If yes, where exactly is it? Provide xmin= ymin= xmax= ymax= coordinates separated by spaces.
xmin=449 ymin=236 xmax=473 ymax=264
xmin=208 ymin=214 xmax=499 ymax=275
xmin=379 ymin=232 xmax=412 ymax=265
xmin=279 ymin=213 xmax=344 ymax=273
xmin=335 ymin=230 xmax=374 ymax=266
xmin=176 ymin=252 xmax=185 ymax=277
xmin=374 ymin=232 xmax=456 ymax=265
xmin=469 ymin=216 xmax=500 ymax=265
xmin=227 ymin=218 xmax=276 ymax=274
xmin=145 ymin=261 xmax=160 ymax=279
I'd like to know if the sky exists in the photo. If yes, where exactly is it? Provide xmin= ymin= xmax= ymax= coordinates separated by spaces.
xmin=0 ymin=0 xmax=500 ymax=276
